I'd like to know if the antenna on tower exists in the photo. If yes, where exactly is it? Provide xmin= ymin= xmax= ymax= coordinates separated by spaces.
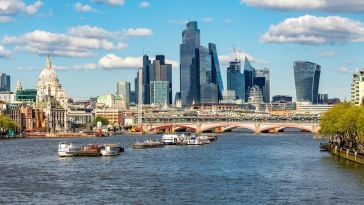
xmin=233 ymin=45 xmax=237 ymax=61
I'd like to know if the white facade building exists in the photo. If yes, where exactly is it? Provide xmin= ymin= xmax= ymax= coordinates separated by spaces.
xmin=351 ymin=70 xmax=364 ymax=105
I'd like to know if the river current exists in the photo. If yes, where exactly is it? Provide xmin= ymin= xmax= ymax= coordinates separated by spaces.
xmin=0 ymin=133 xmax=363 ymax=204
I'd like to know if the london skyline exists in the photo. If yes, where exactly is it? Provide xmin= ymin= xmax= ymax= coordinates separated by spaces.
xmin=1 ymin=0 xmax=364 ymax=100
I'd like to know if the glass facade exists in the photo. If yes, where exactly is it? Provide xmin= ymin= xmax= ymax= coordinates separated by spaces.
xmin=243 ymin=57 xmax=255 ymax=102
xmin=294 ymin=61 xmax=321 ymax=104
xmin=180 ymin=21 xmax=200 ymax=106
xmin=150 ymin=81 xmax=169 ymax=105
xmin=16 ymin=89 xmax=37 ymax=103
xmin=142 ymin=55 xmax=151 ymax=104
xmin=197 ymin=46 xmax=218 ymax=103
xmin=151 ymin=55 xmax=172 ymax=104
xmin=255 ymin=68 xmax=270 ymax=103
xmin=0 ymin=73 xmax=10 ymax=92
xmin=227 ymin=60 xmax=245 ymax=100
xmin=208 ymin=43 xmax=224 ymax=100
xmin=116 ymin=81 xmax=130 ymax=105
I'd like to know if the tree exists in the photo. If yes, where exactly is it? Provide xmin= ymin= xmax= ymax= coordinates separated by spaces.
xmin=93 ymin=116 xmax=109 ymax=127
xmin=0 ymin=115 xmax=18 ymax=132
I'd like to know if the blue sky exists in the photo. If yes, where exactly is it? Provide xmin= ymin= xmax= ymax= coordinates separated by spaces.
xmin=1 ymin=0 xmax=364 ymax=101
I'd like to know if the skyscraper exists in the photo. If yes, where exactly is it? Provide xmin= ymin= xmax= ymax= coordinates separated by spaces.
xmin=151 ymin=55 xmax=172 ymax=104
xmin=150 ymin=81 xmax=169 ymax=105
xmin=243 ymin=57 xmax=255 ymax=102
xmin=0 ymin=73 xmax=10 ymax=92
xmin=255 ymin=68 xmax=270 ymax=103
xmin=180 ymin=21 xmax=200 ymax=106
xmin=142 ymin=55 xmax=151 ymax=104
xmin=209 ymin=43 xmax=224 ymax=100
xmin=227 ymin=60 xmax=245 ymax=100
xmin=197 ymin=46 xmax=218 ymax=103
xmin=116 ymin=81 xmax=130 ymax=105
xmin=293 ymin=61 xmax=321 ymax=104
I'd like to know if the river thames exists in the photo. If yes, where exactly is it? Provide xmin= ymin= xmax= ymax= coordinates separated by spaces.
xmin=0 ymin=133 xmax=364 ymax=204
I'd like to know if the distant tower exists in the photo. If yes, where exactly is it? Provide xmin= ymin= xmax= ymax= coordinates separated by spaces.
xmin=137 ymin=67 xmax=143 ymax=130
xmin=16 ymin=80 xmax=23 ymax=92
xmin=294 ymin=61 xmax=321 ymax=104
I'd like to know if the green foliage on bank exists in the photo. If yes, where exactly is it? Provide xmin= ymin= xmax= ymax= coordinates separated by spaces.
xmin=0 ymin=115 xmax=18 ymax=131
xmin=93 ymin=116 xmax=109 ymax=127
xmin=320 ymin=103 xmax=364 ymax=140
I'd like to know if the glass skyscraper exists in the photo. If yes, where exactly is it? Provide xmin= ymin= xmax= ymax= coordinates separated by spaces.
xmin=293 ymin=61 xmax=321 ymax=103
xmin=142 ymin=55 xmax=151 ymax=104
xmin=0 ymin=73 xmax=10 ymax=92
xmin=197 ymin=46 xmax=218 ymax=103
xmin=243 ymin=57 xmax=255 ymax=102
xmin=150 ymin=81 xmax=169 ymax=105
xmin=116 ymin=81 xmax=130 ymax=105
xmin=209 ymin=43 xmax=224 ymax=100
xmin=227 ymin=60 xmax=245 ymax=100
xmin=255 ymin=68 xmax=270 ymax=103
xmin=151 ymin=55 xmax=172 ymax=104
xmin=180 ymin=21 xmax=200 ymax=106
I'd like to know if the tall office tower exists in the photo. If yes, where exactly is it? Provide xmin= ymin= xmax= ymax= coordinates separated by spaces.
xmin=196 ymin=46 xmax=218 ymax=103
xmin=227 ymin=60 xmax=245 ymax=100
xmin=293 ymin=61 xmax=321 ymax=104
xmin=0 ymin=73 xmax=10 ymax=92
xmin=254 ymin=68 xmax=270 ymax=103
xmin=150 ymin=81 xmax=169 ymax=105
xmin=142 ymin=55 xmax=151 ymax=104
xmin=116 ymin=81 xmax=130 ymax=105
xmin=208 ymin=43 xmax=224 ymax=100
xmin=134 ymin=76 xmax=138 ymax=103
xmin=150 ymin=55 xmax=172 ymax=104
xmin=243 ymin=57 xmax=255 ymax=101
xmin=351 ymin=70 xmax=364 ymax=105
xmin=180 ymin=21 xmax=200 ymax=106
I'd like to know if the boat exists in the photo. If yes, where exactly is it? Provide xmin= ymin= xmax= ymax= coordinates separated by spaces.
xmin=58 ymin=142 xmax=81 ymax=157
xmin=198 ymin=135 xmax=211 ymax=144
xmin=162 ymin=134 xmax=179 ymax=145
xmin=319 ymin=143 xmax=329 ymax=151
xmin=133 ymin=139 xmax=164 ymax=149
xmin=99 ymin=144 xmax=124 ymax=156
xmin=79 ymin=144 xmax=101 ymax=156
xmin=207 ymin=134 xmax=218 ymax=142
xmin=187 ymin=136 xmax=204 ymax=145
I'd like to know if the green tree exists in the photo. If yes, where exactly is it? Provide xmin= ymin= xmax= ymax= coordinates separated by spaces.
xmin=0 ymin=115 xmax=18 ymax=132
xmin=93 ymin=116 xmax=109 ymax=127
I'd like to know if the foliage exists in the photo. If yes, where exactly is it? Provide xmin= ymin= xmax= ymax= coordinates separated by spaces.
xmin=320 ymin=103 xmax=364 ymax=142
xmin=0 ymin=114 xmax=18 ymax=132
xmin=93 ymin=116 xmax=109 ymax=126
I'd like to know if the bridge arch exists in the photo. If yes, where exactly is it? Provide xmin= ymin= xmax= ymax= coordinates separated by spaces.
xmin=259 ymin=125 xmax=313 ymax=133
xmin=200 ymin=123 xmax=256 ymax=133
xmin=150 ymin=124 xmax=196 ymax=132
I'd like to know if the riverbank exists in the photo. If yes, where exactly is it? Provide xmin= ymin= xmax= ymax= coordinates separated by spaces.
xmin=24 ymin=132 xmax=96 ymax=138
xmin=329 ymin=145 xmax=364 ymax=165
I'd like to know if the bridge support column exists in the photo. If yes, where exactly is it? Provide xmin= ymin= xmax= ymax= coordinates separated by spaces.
xmin=195 ymin=123 xmax=202 ymax=134
xmin=254 ymin=123 xmax=261 ymax=134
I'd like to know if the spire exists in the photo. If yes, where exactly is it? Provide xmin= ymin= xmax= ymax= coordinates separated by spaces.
xmin=45 ymin=54 xmax=52 ymax=70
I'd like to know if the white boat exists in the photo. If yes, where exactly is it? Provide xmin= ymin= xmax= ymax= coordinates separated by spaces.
xmin=162 ymin=134 xmax=179 ymax=145
xmin=187 ymin=136 xmax=204 ymax=145
xmin=198 ymin=135 xmax=210 ymax=144
xmin=99 ymin=144 xmax=124 ymax=156
xmin=58 ymin=142 xmax=81 ymax=157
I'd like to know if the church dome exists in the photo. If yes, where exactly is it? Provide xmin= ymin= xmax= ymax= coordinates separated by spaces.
xmin=38 ymin=55 xmax=60 ymax=85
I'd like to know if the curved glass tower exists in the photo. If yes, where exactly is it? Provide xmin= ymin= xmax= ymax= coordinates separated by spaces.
xmin=293 ymin=61 xmax=321 ymax=104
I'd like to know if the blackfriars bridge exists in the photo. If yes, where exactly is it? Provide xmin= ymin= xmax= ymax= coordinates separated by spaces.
xmin=141 ymin=115 xmax=320 ymax=134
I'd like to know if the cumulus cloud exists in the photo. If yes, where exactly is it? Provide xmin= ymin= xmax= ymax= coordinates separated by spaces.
xmin=261 ymin=15 xmax=364 ymax=45
xmin=124 ymin=28 xmax=153 ymax=37
xmin=0 ymin=45 xmax=11 ymax=58
xmin=0 ymin=0 xmax=43 ymax=22
xmin=219 ymin=48 xmax=269 ymax=66
xmin=98 ymin=53 xmax=178 ymax=69
xmin=74 ymin=63 xmax=99 ymax=70
xmin=91 ymin=0 xmax=124 ymax=6
xmin=139 ymin=1 xmax=150 ymax=8
xmin=75 ymin=2 xmax=97 ymax=13
xmin=1 ymin=25 xmax=153 ymax=57
xmin=241 ymin=0 xmax=364 ymax=12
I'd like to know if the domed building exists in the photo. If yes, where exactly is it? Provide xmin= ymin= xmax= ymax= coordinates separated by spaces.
xmin=36 ymin=55 xmax=68 ymax=109
xmin=248 ymin=85 xmax=263 ymax=105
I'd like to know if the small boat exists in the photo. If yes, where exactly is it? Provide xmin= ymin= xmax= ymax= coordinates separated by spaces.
xmin=58 ymin=142 xmax=80 ymax=157
xmin=79 ymin=144 xmax=101 ymax=156
xmin=162 ymin=134 xmax=179 ymax=145
xmin=133 ymin=139 xmax=164 ymax=149
xmin=197 ymin=135 xmax=211 ymax=144
xmin=319 ymin=143 xmax=329 ymax=151
xmin=99 ymin=144 xmax=124 ymax=156
xmin=207 ymin=134 xmax=218 ymax=142
xmin=187 ymin=136 xmax=204 ymax=145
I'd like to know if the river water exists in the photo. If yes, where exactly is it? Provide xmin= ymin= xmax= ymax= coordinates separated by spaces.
xmin=0 ymin=133 xmax=363 ymax=204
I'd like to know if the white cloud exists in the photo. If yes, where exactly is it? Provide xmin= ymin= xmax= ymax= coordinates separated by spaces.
xmin=2 ymin=26 xmax=128 ymax=58
xmin=241 ymin=0 xmax=364 ymax=12
xmin=219 ymin=48 xmax=269 ymax=66
xmin=74 ymin=63 xmax=99 ymax=70
xmin=202 ymin=17 xmax=214 ymax=23
xmin=223 ymin=19 xmax=233 ymax=24
xmin=124 ymin=28 xmax=153 ymax=37
xmin=0 ymin=45 xmax=11 ymax=58
xmin=0 ymin=0 xmax=43 ymax=22
xmin=98 ymin=53 xmax=178 ymax=69
xmin=317 ymin=51 xmax=335 ymax=58
xmin=329 ymin=67 xmax=349 ymax=73
xmin=167 ymin=19 xmax=189 ymax=25
xmin=139 ymin=1 xmax=150 ymax=8
xmin=75 ymin=2 xmax=97 ymax=13
xmin=91 ymin=0 xmax=124 ymax=6
xmin=261 ymin=15 xmax=364 ymax=45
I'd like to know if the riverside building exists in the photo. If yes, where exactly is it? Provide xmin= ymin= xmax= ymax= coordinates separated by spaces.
xmin=351 ymin=70 xmax=364 ymax=105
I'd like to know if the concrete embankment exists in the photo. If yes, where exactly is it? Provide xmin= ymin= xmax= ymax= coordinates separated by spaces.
xmin=24 ymin=133 xmax=96 ymax=138
xmin=329 ymin=145 xmax=364 ymax=165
